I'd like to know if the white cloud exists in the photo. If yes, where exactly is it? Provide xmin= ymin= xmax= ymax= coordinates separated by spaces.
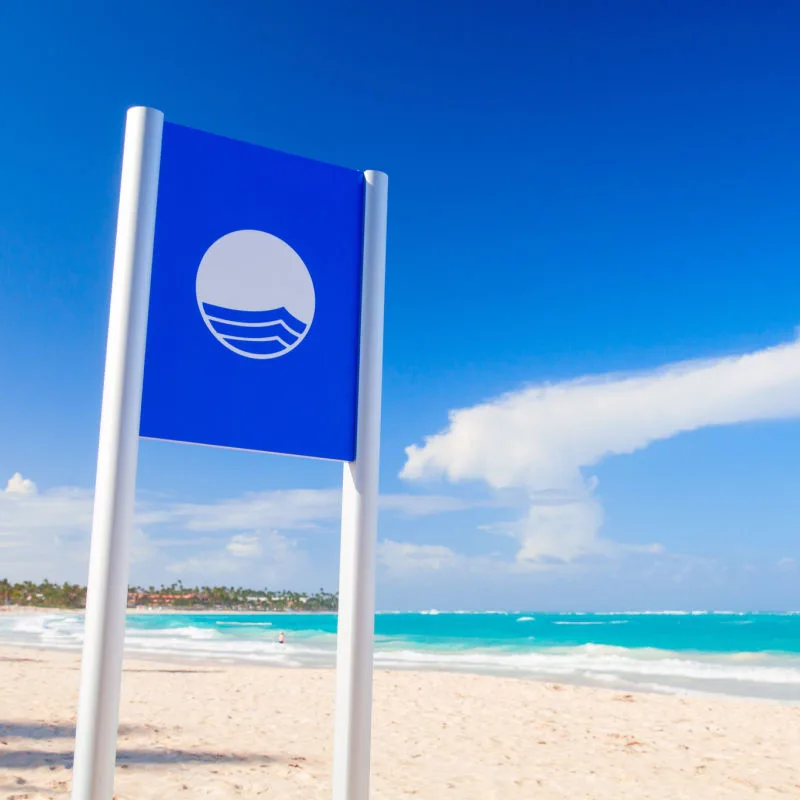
xmin=379 ymin=493 xmax=500 ymax=516
xmin=402 ymin=335 xmax=800 ymax=564
xmin=377 ymin=539 xmax=508 ymax=578
xmin=0 ymin=473 xmax=487 ymax=584
xmin=130 ymin=528 xmax=159 ymax=565
xmin=169 ymin=530 xmax=305 ymax=583
xmin=226 ymin=533 xmax=263 ymax=558
xmin=489 ymin=491 xmax=609 ymax=562
xmin=157 ymin=489 xmax=495 ymax=532
xmin=378 ymin=540 xmax=460 ymax=574
xmin=0 ymin=482 xmax=93 ymax=532
xmin=164 ymin=553 xmax=243 ymax=577
xmin=4 ymin=473 xmax=37 ymax=495
xmin=778 ymin=557 xmax=796 ymax=572
xmin=155 ymin=488 xmax=342 ymax=533
xmin=0 ymin=476 xmax=93 ymax=580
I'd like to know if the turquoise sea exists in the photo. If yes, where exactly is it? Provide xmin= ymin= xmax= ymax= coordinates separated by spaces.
xmin=2 ymin=610 xmax=799 ymax=701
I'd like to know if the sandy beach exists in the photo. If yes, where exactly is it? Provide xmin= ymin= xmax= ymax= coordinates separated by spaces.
xmin=0 ymin=647 xmax=798 ymax=799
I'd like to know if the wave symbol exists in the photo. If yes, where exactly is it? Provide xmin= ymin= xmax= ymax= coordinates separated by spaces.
xmin=202 ymin=303 xmax=308 ymax=357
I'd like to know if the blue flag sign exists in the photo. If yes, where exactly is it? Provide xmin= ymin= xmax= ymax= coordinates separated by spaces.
xmin=140 ymin=122 xmax=366 ymax=461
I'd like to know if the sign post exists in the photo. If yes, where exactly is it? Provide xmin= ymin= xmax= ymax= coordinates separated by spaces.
xmin=71 ymin=106 xmax=163 ymax=800
xmin=332 ymin=170 xmax=388 ymax=800
xmin=71 ymin=108 xmax=387 ymax=800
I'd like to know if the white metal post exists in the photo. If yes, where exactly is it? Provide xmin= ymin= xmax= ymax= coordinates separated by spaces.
xmin=71 ymin=106 xmax=163 ymax=800
xmin=332 ymin=170 xmax=389 ymax=800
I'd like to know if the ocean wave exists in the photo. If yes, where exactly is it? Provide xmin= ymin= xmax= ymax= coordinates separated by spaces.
xmin=598 ymin=610 xmax=763 ymax=616
xmin=1 ymin=613 xmax=799 ymax=701
xmin=140 ymin=626 xmax=219 ymax=640
xmin=215 ymin=621 xmax=273 ymax=627
xmin=374 ymin=644 xmax=800 ymax=690
xmin=11 ymin=616 xmax=52 ymax=634
xmin=416 ymin=609 xmax=510 ymax=615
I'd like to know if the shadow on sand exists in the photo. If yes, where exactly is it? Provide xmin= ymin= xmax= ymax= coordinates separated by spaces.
xmin=0 ymin=722 xmax=273 ymax=769
xmin=0 ymin=748 xmax=273 ymax=769
xmin=0 ymin=722 xmax=140 ymax=740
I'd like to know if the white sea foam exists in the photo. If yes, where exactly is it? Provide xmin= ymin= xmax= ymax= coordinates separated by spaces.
xmin=373 ymin=644 xmax=800 ymax=694
xmin=1 ymin=613 xmax=798 ymax=701
xmin=12 ymin=615 xmax=52 ymax=634
xmin=215 ymin=621 xmax=273 ymax=627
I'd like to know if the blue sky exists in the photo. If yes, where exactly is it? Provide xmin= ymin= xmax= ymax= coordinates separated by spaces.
xmin=1 ymin=1 xmax=800 ymax=610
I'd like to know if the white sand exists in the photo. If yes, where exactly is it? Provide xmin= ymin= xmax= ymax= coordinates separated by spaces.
xmin=1 ymin=646 xmax=799 ymax=799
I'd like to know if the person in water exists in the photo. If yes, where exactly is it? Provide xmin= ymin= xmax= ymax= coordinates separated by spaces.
xmin=278 ymin=632 xmax=285 ymax=645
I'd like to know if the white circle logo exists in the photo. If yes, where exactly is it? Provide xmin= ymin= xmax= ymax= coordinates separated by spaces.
xmin=196 ymin=230 xmax=315 ymax=359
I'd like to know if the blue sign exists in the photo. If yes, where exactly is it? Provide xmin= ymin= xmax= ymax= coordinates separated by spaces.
xmin=140 ymin=122 xmax=366 ymax=461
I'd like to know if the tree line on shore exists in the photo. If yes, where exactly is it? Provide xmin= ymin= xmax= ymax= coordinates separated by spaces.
xmin=0 ymin=579 xmax=338 ymax=611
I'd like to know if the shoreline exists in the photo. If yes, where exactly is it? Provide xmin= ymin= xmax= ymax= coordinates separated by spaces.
xmin=0 ymin=643 xmax=790 ymax=709
xmin=2 ymin=635 xmax=798 ymax=707
xmin=2 ymin=609 xmax=800 ymax=705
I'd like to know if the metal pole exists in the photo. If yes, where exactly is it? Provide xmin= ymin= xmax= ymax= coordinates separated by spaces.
xmin=71 ymin=106 xmax=163 ymax=800
xmin=332 ymin=170 xmax=389 ymax=800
